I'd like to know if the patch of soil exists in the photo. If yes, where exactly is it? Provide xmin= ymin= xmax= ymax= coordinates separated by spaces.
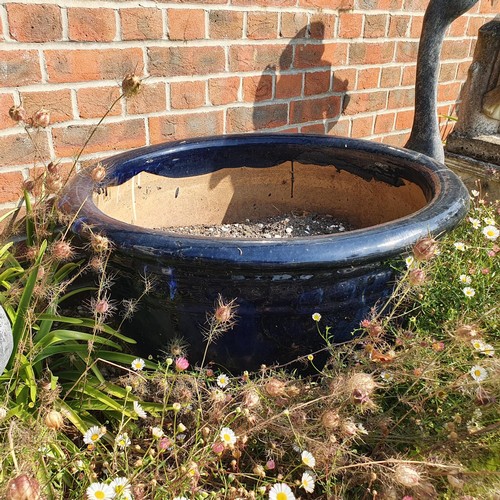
xmin=159 ymin=211 xmax=354 ymax=238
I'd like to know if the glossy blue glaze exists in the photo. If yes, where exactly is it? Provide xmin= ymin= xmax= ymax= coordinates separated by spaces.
xmin=60 ymin=134 xmax=469 ymax=371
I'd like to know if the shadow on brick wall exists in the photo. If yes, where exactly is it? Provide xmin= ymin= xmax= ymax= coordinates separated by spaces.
xmin=252 ymin=21 xmax=350 ymax=134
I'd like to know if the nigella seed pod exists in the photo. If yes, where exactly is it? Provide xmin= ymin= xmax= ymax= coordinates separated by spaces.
xmin=413 ymin=237 xmax=438 ymax=261
xmin=321 ymin=410 xmax=340 ymax=429
xmin=32 ymin=108 xmax=51 ymax=128
xmin=409 ymin=268 xmax=426 ymax=286
xmin=6 ymin=474 xmax=41 ymax=500
xmin=51 ymin=240 xmax=74 ymax=261
xmin=45 ymin=409 xmax=64 ymax=430
xmin=91 ymin=164 xmax=106 ymax=183
xmin=122 ymin=73 xmax=142 ymax=97
xmin=393 ymin=464 xmax=421 ymax=488
xmin=9 ymin=105 xmax=27 ymax=123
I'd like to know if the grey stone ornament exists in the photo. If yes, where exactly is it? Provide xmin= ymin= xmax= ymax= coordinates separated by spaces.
xmin=0 ymin=305 xmax=13 ymax=375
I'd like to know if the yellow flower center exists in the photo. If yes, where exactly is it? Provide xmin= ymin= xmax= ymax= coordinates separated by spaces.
xmin=95 ymin=492 xmax=105 ymax=500
xmin=474 ymin=370 xmax=481 ymax=377
xmin=91 ymin=433 xmax=99 ymax=441
xmin=276 ymin=493 xmax=287 ymax=500
xmin=223 ymin=433 xmax=231 ymax=442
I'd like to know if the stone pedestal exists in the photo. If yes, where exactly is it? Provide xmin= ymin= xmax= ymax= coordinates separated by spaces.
xmin=0 ymin=305 xmax=13 ymax=375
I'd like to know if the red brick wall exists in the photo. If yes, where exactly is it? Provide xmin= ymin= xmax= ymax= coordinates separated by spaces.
xmin=0 ymin=0 xmax=497 ymax=210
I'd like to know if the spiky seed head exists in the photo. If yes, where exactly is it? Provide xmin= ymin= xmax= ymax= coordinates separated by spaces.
xmin=409 ymin=268 xmax=426 ymax=286
xmin=45 ymin=175 xmax=63 ymax=194
xmin=51 ymin=240 xmax=74 ymax=261
xmin=321 ymin=410 xmax=340 ymax=430
xmin=347 ymin=372 xmax=377 ymax=398
xmin=264 ymin=378 xmax=286 ymax=398
xmin=9 ymin=105 xmax=27 ymax=123
xmin=393 ymin=464 xmax=421 ymax=488
xmin=122 ymin=73 xmax=142 ymax=97
xmin=90 ymin=233 xmax=111 ymax=253
xmin=45 ymin=410 xmax=64 ymax=430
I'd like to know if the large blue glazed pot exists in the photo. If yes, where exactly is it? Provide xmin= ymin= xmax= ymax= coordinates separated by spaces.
xmin=60 ymin=134 xmax=469 ymax=371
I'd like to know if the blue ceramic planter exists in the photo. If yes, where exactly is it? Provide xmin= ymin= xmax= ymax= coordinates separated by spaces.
xmin=60 ymin=134 xmax=469 ymax=371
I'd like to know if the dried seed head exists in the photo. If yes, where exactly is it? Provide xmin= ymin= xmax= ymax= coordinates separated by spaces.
xmin=45 ymin=409 xmax=64 ymax=430
xmin=242 ymin=389 xmax=260 ymax=409
xmin=347 ymin=372 xmax=377 ymax=398
xmin=32 ymin=108 xmax=51 ymax=128
xmin=45 ymin=175 xmax=63 ymax=194
xmin=393 ymin=464 xmax=421 ymax=488
xmin=47 ymin=162 xmax=59 ymax=175
xmin=51 ymin=240 xmax=74 ymax=261
xmin=91 ymin=164 xmax=106 ymax=183
xmin=9 ymin=105 xmax=27 ymax=123
xmin=90 ymin=233 xmax=111 ymax=253
xmin=321 ymin=410 xmax=340 ymax=430
xmin=455 ymin=324 xmax=480 ymax=341
xmin=409 ymin=268 xmax=426 ymax=286
xmin=264 ymin=378 xmax=286 ymax=398
xmin=6 ymin=474 xmax=41 ymax=500
xmin=413 ymin=237 xmax=438 ymax=261
xmin=122 ymin=73 xmax=142 ymax=97
xmin=22 ymin=179 xmax=35 ymax=193
xmin=213 ymin=295 xmax=238 ymax=325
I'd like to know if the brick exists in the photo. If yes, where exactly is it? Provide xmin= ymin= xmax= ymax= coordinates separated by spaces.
xmin=21 ymin=89 xmax=73 ymax=124
xmin=156 ymin=0 xmax=224 ymax=3
xmin=247 ymin=12 xmax=279 ymax=40
xmin=6 ymin=4 xmax=62 ymax=42
xmin=243 ymin=75 xmax=273 ymax=102
xmin=401 ymin=65 xmax=417 ymax=86
xmin=387 ymin=88 xmax=414 ymax=109
xmin=226 ymin=104 xmax=288 ymax=132
xmin=232 ymin=0 xmax=295 ymax=5
xmin=68 ymin=8 xmax=116 ymax=42
xmin=328 ymin=118 xmax=350 ymax=137
xmin=120 ymin=7 xmax=163 ymax=40
xmin=170 ymin=81 xmax=206 ymax=109
xmin=149 ymin=46 xmax=225 ymax=77
xmin=0 ymin=94 xmax=15 ymax=130
xmin=332 ymin=69 xmax=356 ymax=92
xmin=374 ymin=112 xmax=396 ymax=134
xmin=349 ymin=42 xmax=394 ymax=65
xmin=439 ymin=63 xmax=457 ymax=82
xmin=404 ymin=0 xmax=428 ymax=10
xmin=396 ymin=41 xmax=419 ymax=63
xmin=448 ymin=15 xmax=468 ymax=37
xmin=149 ymin=111 xmax=224 ymax=142
xmin=301 ymin=123 xmax=326 ymax=133
xmin=45 ymin=49 xmax=144 ymax=84
xmin=388 ymin=15 xmax=410 ymax=38
xmin=77 ymin=87 xmax=122 ymax=119
xmin=437 ymin=82 xmax=462 ymax=102
xmin=410 ymin=15 xmax=424 ymax=38
xmin=168 ymin=9 xmax=205 ymax=40
xmin=126 ymin=83 xmax=167 ymax=115
xmin=229 ymin=44 xmax=292 ymax=72
xmin=52 ymin=119 xmax=146 ymax=157
xmin=299 ymin=0 xmax=354 ymax=7
xmin=382 ymin=132 xmax=408 ymax=148
xmin=395 ymin=109 xmax=414 ymax=130
xmin=380 ymin=66 xmax=401 ymax=88
xmin=304 ymin=71 xmax=331 ymax=95
xmin=357 ymin=67 xmax=380 ymax=90
xmin=364 ymin=14 xmax=387 ymax=38
xmin=0 ymin=50 xmax=41 ymax=87
xmin=280 ymin=13 xmax=309 ymax=38
xmin=343 ymin=91 xmax=387 ymax=115
xmin=276 ymin=73 xmax=303 ymax=99
xmin=351 ymin=115 xmax=374 ymax=138
xmin=209 ymin=11 xmax=244 ymax=39
xmin=479 ymin=0 xmax=498 ymax=13
xmin=0 ymin=131 xmax=50 ymax=168
xmin=295 ymin=43 xmax=348 ymax=69
xmin=0 ymin=170 xmax=24 ymax=204
xmin=208 ymin=77 xmax=240 ymax=106
xmin=339 ymin=13 xmax=363 ymax=38
xmin=456 ymin=61 xmax=471 ymax=80
xmin=310 ymin=15 xmax=336 ymax=39
xmin=442 ymin=39 xmax=471 ymax=60
xmin=467 ymin=16 xmax=486 ymax=36
xmin=290 ymin=96 xmax=342 ymax=123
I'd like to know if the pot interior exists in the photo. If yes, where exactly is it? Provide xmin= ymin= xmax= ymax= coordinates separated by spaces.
xmin=95 ymin=161 xmax=428 ymax=231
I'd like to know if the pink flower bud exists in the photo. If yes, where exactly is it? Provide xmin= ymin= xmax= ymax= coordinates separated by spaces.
xmin=265 ymin=459 xmax=276 ymax=470
xmin=212 ymin=442 xmax=225 ymax=454
xmin=409 ymin=268 xmax=426 ymax=286
xmin=175 ymin=357 xmax=189 ymax=372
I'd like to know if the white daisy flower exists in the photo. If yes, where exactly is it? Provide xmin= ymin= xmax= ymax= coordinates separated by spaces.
xmin=482 ymin=225 xmax=499 ymax=241
xmin=459 ymin=274 xmax=472 ymax=284
xmin=133 ymin=401 xmax=147 ymax=419
xmin=454 ymin=242 xmax=466 ymax=251
xmin=471 ymin=189 xmax=480 ymax=197
xmin=469 ymin=217 xmax=481 ymax=229
xmin=470 ymin=365 xmax=488 ymax=382
xmin=301 ymin=471 xmax=315 ymax=493
xmin=301 ymin=450 xmax=316 ymax=468
xmin=483 ymin=217 xmax=496 ymax=226
xmin=269 ymin=482 xmax=296 ymax=500
xmin=312 ymin=312 xmax=322 ymax=322
xmin=220 ymin=426 xmax=236 ymax=446
xmin=479 ymin=343 xmax=495 ymax=356
xmin=110 ymin=477 xmax=132 ymax=499
xmin=216 ymin=373 xmax=229 ymax=388
xmin=83 ymin=425 xmax=104 ymax=445
xmin=131 ymin=358 xmax=145 ymax=371
xmin=405 ymin=255 xmax=415 ymax=269
xmin=380 ymin=371 xmax=394 ymax=382
xmin=173 ymin=497 xmax=189 ymax=500
xmin=115 ymin=432 xmax=131 ymax=449
xmin=471 ymin=339 xmax=485 ymax=351
xmin=151 ymin=426 xmax=164 ymax=439
xmin=86 ymin=482 xmax=115 ymax=500
xmin=462 ymin=287 xmax=475 ymax=298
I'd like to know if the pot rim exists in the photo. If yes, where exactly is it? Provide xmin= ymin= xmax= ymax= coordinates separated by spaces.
xmin=60 ymin=133 xmax=469 ymax=268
